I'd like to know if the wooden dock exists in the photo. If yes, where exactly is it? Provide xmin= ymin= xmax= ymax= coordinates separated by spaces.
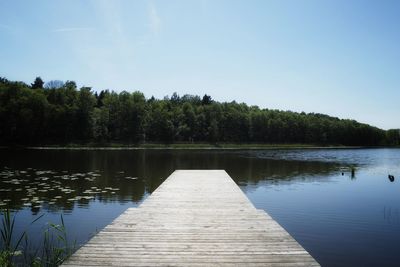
xmin=63 ymin=170 xmax=319 ymax=266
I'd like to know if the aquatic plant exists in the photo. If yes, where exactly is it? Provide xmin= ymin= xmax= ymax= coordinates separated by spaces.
xmin=0 ymin=209 xmax=32 ymax=265
xmin=38 ymin=214 xmax=76 ymax=266
xmin=0 ymin=209 xmax=76 ymax=267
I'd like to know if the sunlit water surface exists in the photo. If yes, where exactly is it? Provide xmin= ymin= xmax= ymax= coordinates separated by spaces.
xmin=0 ymin=148 xmax=399 ymax=267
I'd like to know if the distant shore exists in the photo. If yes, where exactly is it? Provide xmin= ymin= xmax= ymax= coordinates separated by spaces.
xmin=2 ymin=143 xmax=397 ymax=151
xmin=13 ymin=143 xmax=378 ymax=150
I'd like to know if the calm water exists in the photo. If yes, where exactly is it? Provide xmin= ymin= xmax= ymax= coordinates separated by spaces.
xmin=0 ymin=148 xmax=400 ymax=266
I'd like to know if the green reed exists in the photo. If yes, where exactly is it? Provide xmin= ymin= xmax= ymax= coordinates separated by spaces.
xmin=0 ymin=209 xmax=76 ymax=267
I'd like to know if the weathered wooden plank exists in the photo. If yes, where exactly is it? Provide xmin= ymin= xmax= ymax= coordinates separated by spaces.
xmin=64 ymin=263 xmax=320 ymax=267
xmin=62 ymin=170 xmax=319 ymax=266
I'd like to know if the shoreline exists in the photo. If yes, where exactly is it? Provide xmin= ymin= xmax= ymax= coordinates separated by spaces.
xmin=1 ymin=143 xmax=387 ymax=150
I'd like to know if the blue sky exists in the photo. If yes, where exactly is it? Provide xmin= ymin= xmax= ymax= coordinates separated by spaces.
xmin=0 ymin=0 xmax=399 ymax=129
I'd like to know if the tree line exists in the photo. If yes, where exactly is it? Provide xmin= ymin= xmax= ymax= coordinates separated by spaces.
xmin=0 ymin=77 xmax=398 ymax=146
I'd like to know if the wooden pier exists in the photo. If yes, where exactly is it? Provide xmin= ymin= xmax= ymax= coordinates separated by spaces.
xmin=63 ymin=170 xmax=319 ymax=266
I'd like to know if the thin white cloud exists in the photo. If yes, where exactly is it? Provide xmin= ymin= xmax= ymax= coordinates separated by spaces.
xmin=149 ymin=1 xmax=161 ymax=34
xmin=53 ymin=27 xmax=95 ymax=33
xmin=60 ymin=0 xmax=136 ymax=88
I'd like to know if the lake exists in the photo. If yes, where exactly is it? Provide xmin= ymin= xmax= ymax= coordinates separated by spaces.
xmin=1 ymin=148 xmax=399 ymax=266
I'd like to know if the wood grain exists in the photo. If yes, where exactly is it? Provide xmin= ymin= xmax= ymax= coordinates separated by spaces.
xmin=62 ymin=170 xmax=319 ymax=266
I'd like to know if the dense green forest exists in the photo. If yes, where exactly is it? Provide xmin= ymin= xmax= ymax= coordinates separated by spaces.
xmin=0 ymin=77 xmax=398 ymax=146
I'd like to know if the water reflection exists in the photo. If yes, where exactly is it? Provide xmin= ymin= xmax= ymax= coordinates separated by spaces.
xmin=251 ymin=148 xmax=400 ymax=167
xmin=1 ymin=148 xmax=400 ymax=267
xmin=383 ymin=206 xmax=400 ymax=225
xmin=0 ymin=149 xmax=343 ymax=212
